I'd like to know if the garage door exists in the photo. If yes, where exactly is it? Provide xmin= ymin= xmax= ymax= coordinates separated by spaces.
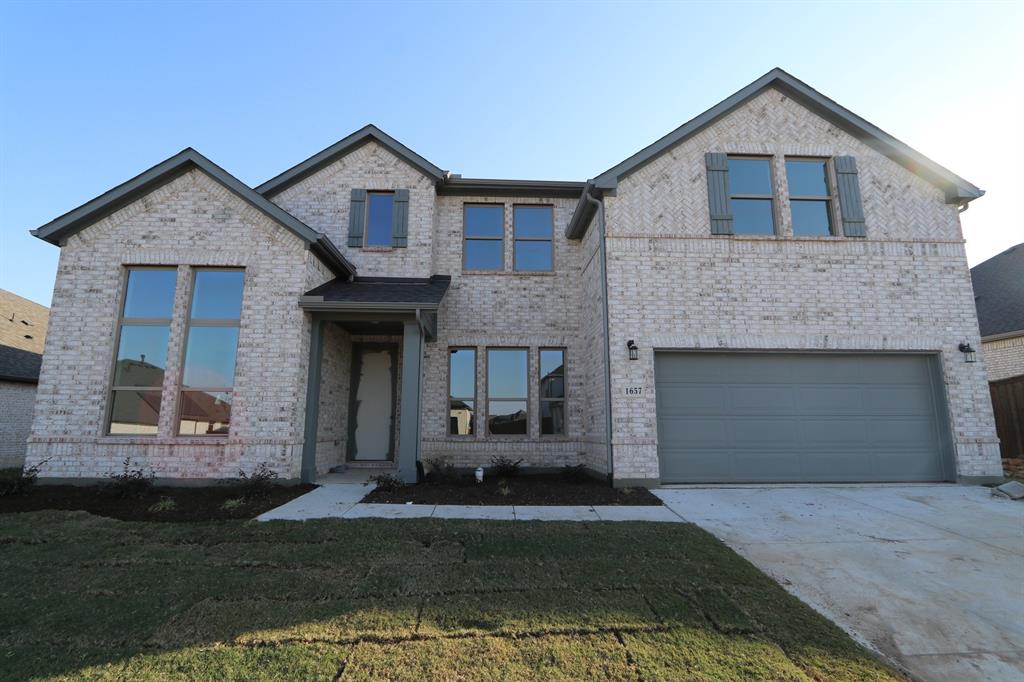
xmin=654 ymin=353 xmax=952 ymax=483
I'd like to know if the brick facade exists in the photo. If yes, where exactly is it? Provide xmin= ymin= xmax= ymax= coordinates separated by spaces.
xmin=0 ymin=382 xmax=36 ymax=468
xmin=983 ymin=335 xmax=1024 ymax=383
xmin=25 ymin=83 xmax=1002 ymax=484
xmin=602 ymin=88 xmax=1001 ymax=481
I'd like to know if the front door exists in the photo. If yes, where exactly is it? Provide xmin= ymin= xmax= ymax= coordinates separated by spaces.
xmin=348 ymin=343 xmax=397 ymax=461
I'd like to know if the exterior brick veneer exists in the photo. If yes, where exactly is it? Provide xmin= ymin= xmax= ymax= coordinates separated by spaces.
xmin=0 ymin=382 xmax=36 ymax=468
xmin=24 ymin=86 xmax=1003 ymax=484
xmin=983 ymin=335 xmax=1024 ymax=383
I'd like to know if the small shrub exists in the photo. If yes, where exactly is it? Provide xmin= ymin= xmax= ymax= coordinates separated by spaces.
xmin=220 ymin=497 xmax=245 ymax=511
xmin=497 ymin=480 xmax=512 ymax=497
xmin=106 ymin=457 xmax=155 ymax=498
xmin=490 ymin=456 xmax=523 ymax=478
xmin=560 ymin=463 xmax=589 ymax=484
xmin=148 ymin=496 xmax=177 ymax=513
xmin=237 ymin=462 xmax=279 ymax=498
xmin=0 ymin=459 xmax=49 ymax=497
xmin=424 ymin=457 xmax=458 ymax=483
xmin=368 ymin=473 xmax=404 ymax=492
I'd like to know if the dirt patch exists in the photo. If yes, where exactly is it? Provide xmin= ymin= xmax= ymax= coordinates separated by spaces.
xmin=361 ymin=473 xmax=661 ymax=506
xmin=1002 ymin=458 xmax=1023 ymax=481
xmin=0 ymin=483 xmax=315 ymax=522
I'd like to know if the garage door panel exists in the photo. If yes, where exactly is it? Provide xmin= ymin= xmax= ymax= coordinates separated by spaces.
xmin=655 ymin=353 xmax=950 ymax=483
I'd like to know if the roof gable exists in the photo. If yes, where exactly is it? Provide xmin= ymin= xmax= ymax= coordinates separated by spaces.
xmin=31 ymin=149 xmax=355 ymax=277
xmin=592 ymin=68 xmax=983 ymax=204
xmin=971 ymin=243 xmax=1024 ymax=338
xmin=257 ymin=124 xmax=446 ymax=197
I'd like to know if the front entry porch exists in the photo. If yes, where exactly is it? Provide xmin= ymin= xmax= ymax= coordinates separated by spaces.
xmin=299 ymin=276 xmax=450 ymax=483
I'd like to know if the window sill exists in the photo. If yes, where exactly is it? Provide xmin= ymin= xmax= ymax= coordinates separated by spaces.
xmin=362 ymin=246 xmax=398 ymax=253
xmin=98 ymin=435 xmax=231 ymax=445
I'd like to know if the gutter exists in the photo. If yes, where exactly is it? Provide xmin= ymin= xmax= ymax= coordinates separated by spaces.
xmin=584 ymin=189 xmax=615 ymax=483
xmin=981 ymin=329 xmax=1024 ymax=344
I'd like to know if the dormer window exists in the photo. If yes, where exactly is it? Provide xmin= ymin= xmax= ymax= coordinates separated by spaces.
xmin=727 ymin=157 xmax=775 ymax=235
xmin=786 ymin=159 xmax=834 ymax=236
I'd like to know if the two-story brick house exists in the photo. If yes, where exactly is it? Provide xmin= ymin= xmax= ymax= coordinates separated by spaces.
xmin=24 ymin=69 xmax=1003 ymax=487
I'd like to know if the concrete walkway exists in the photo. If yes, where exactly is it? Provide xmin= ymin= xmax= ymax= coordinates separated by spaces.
xmin=256 ymin=482 xmax=682 ymax=522
xmin=655 ymin=485 xmax=1024 ymax=682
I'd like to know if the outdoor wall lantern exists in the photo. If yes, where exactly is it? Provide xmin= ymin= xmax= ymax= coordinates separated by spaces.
xmin=627 ymin=339 xmax=639 ymax=361
xmin=958 ymin=342 xmax=977 ymax=363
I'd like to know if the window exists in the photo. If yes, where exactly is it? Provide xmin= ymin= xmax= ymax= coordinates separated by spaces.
xmin=448 ymin=348 xmax=476 ymax=435
xmin=365 ymin=192 xmax=394 ymax=247
xmin=463 ymin=205 xmax=504 ymax=270
xmin=107 ymin=268 xmax=177 ymax=435
xmin=513 ymin=206 xmax=553 ymax=271
xmin=487 ymin=349 xmax=527 ymax=435
xmin=539 ymin=349 xmax=565 ymax=435
xmin=786 ymin=159 xmax=833 ymax=236
xmin=727 ymin=157 xmax=775 ymax=235
xmin=178 ymin=270 xmax=244 ymax=435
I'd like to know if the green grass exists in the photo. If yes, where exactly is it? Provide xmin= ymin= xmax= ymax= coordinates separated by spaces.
xmin=0 ymin=511 xmax=902 ymax=681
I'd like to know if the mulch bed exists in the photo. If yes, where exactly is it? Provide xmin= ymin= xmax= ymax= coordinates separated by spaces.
xmin=1003 ymin=458 xmax=1023 ymax=481
xmin=361 ymin=473 xmax=661 ymax=506
xmin=0 ymin=483 xmax=315 ymax=522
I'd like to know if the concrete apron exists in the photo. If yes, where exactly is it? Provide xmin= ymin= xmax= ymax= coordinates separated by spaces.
xmin=654 ymin=485 xmax=1024 ymax=682
xmin=256 ymin=479 xmax=683 ymax=523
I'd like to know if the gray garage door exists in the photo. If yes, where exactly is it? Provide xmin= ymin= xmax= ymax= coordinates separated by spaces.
xmin=654 ymin=353 xmax=952 ymax=483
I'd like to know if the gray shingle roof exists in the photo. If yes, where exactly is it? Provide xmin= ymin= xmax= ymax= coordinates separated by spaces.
xmin=0 ymin=344 xmax=42 ymax=383
xmin=971 ymin=243 xmax=1024 ymax=338
xmin=303 ymin=276 xmax=451 ymax=308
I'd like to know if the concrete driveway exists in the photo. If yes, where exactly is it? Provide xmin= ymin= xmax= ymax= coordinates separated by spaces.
xmin=655 ymin=485 xmax=1024 ymax=682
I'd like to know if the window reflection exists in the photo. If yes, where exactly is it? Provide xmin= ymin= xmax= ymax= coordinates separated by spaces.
xmin=488 ymin=349 xmax=528 ymax=435
xmin=449 ymin=348 xmax=476 ymax=435
xmin=366 ymin=192 xmax=394 ymax=247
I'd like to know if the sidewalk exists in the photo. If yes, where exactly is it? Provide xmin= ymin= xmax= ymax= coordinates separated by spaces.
xmin=256 ymin=481 xmax=684 ymax=522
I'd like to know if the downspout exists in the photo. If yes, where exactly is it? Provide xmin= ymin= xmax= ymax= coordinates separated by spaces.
xmin=584 ymin=191 xmax=615 ymax=483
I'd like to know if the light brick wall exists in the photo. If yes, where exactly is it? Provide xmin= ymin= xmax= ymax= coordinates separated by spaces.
xmin=602 ymin=87 xmax=1001 ymax=481
xmin=315 ymin=322 xmax=352 ymax=472
xmin=26 ymin=169 xmax=330 ymax=481
xmin=0 ymin=381 xmax=36 ymax=468
xmin=268 ymin=141 xmax=436 ymax=278
xmin=983 ymin=335 xmax=1024 ymax=382
xmin=578 ymin=212 xmax=610 ymax=474
xmin=419 ymin=195 xmax=587 ymax=470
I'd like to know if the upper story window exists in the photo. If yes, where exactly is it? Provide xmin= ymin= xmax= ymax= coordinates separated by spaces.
xmin=487 ymin=348 xmax=528 ymax=435
xmin=178 ymin=269 xmax=244 ymax=436
xmin=365 ymin=191 xmax=395 ymax=247
xmin=463 ymin=204 xmax=504 ymax=270
xmin=448 ymin=348 xmax=476 ymax=435
xmin=786 ymin=159 xmax=833 ymax=236
xmin=513 ymin=206 xmax=553 ymax=272
xmin=727 ymin=157 xmax=775 ymax=235
xmin=107 ymin=268 xmax=177 ymax=435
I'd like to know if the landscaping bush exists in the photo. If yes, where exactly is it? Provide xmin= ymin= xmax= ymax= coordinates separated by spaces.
xmin=489 ymin=456 xmax=523 ymax=478
xmin=106 ymin=457 xmax=155 ymax=499
xmin=237 ymin=462 xmax=279 ymax=499
xmin=147 ymin=496 xmax=177 ymax=513
xmin=0 ymin=459 xmax=47 ymax=497
xmin=424 ymin=458 xmax=459 ymax=483
xmin=368 ymin=473 xmax=404 ymax=492
xmin=560 ymin=463 xmax=589 ymax=484
xmin=220 ymin=497 xmax=245 ymax=511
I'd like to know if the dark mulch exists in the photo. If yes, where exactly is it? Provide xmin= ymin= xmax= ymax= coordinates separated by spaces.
xmin=0 ymin=483 xmax=315 ymax=522
xmin=362 ymin=473 xmax=661 ymax=506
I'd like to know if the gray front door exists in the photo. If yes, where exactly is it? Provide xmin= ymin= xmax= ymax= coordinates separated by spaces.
xmin=654 ymin=352 xmax=953 ymax=483
xmin=348 ymin=343 xmax=397 ymax=461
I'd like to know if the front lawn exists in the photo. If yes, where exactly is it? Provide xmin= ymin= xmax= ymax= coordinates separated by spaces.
xmin=0 ymin=512 xmax=903 ymax=680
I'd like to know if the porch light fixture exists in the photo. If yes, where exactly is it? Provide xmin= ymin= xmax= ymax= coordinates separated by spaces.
xmin=958 ymin=342 xmax=977 ymax=363
xmin=627 ymin=340 xmax=639 ymax=361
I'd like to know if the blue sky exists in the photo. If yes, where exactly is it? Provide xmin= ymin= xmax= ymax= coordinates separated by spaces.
xmin=2 ymin=0 xmax=1021 ymax=306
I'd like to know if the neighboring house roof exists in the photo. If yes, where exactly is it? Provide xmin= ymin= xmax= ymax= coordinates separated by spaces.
xmin=257 ymin=124 xmax=448 ymax=196
xmin=301 ymin=275 xmax=451 ymax=310
xmin=0 ymin=344 xmax=42 ymax=383
xmin=971 ymin=243 xmax=1024 ymax=338
xmin=0 ymin=289 xmax=48 ymax=354
xmin=567 ymin=67 xmax=985 ymax=238
xmin=31 ymin=148 xmax=356 ymax=278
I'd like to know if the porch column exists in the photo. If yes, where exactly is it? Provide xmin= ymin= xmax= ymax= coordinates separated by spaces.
xmin=300 ymin=316 xmax=324 ymax=484
xmin=398 ymin=319 xmax=423 ymax=483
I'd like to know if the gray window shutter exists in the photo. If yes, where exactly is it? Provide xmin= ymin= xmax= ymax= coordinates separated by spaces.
xmin=347 ymin=189 xmax=366 ymax=247
xmin=705 ymin=152 xmax=733 ymax=235
xmin=834 ymin=156 xmax=866 ymax=237
xmin=392 ymin=189 xmax=409 ymax=248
